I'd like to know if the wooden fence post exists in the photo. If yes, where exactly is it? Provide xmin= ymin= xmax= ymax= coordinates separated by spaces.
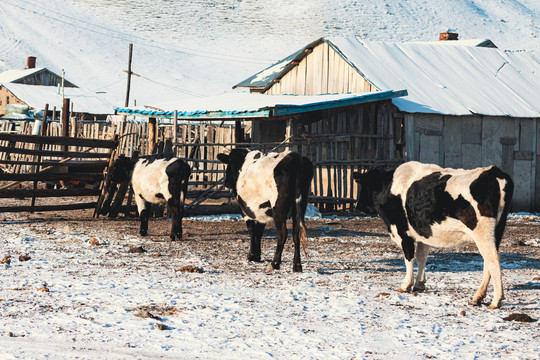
xmin=62 ymin=98 xmax=70 ymax=152
xmin=30 ymin=103 xmax=50 ymax=210
xmin=173 ymin=110 xmax=178 ymax=156
xmin=149 ymin=117 xmax=157 ymax=154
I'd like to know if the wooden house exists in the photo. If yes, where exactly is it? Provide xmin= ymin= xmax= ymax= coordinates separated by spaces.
xmin=234 ymin=36 xmax=540 ymax=211
xmin=0 ymin=57 xmax=114 ymax=119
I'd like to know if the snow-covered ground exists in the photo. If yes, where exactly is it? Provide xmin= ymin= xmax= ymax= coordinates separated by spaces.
xmin=1 ymin=0 xmax=539 ymax=107
xmin=0 ymin=210 xmax=538 ymax=359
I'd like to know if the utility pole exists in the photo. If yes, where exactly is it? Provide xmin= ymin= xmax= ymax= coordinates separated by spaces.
xmin=124 ymin=43 xmax=133 ymax=108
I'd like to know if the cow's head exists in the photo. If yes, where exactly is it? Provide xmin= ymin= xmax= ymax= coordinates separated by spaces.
xmin=217 ymin=148 xmax=249 ymax=193
xmin=108 ymin=156 xmax=135 ymax=184
xmin=353 ymin=167 xmax=394 ymax=215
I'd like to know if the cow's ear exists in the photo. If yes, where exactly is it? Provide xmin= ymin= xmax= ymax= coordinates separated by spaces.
xmin=217 ymin=153 xmax=230 ymax=164
xmin=352 ymin=172 xmax=362 ymax=182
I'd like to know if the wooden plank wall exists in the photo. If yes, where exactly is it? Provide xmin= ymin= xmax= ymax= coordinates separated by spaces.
xmin=265 ymin=42 xmax=374 ymax=95
xmin=407 ymin=114 xmax=539 ymax=211
xmin=295 ymin=102 xmax=400 ymax=212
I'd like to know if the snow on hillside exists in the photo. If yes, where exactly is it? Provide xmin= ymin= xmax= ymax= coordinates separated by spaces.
xmin=1 ymin=0 xmax=539 ymax=109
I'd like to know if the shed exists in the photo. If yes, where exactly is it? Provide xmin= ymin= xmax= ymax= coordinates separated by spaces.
xmin=0 ymin=58 xmax=114 ymax=119
xmin=234 ymin=37 xmax=540 ymax=211
xmin=116 ymin=90 xmax=407 ymax=211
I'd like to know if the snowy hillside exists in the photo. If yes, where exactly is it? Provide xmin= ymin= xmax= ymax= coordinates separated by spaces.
xmin=1 ymin=0 xmax=539 ymax=108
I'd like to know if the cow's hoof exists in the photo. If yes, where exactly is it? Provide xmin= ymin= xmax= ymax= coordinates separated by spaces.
xmin=293 ymin=264 xmax=303 ymax=273
xmin=487 ymin=300 xmax=502 ymax=309
xmin=247 ymin=255 xmax=262 ymax=263
xmin=468 ymin=299 xmax=482 ymax=306
xmin=412 ymin=285 xmax=426 ymax=292
xmin=140 ymin=231 xmax=147 ymax=237
xmin=271 ymin=262 xmax=281 ymax=270
xmin=397 ymin=287 xmax=411 ymax=293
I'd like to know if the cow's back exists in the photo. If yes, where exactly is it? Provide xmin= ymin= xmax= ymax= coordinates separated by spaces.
xmin=391 ymin=161 xmax=513 ymax=248
xmin=236 ymin=151 xmax=292 ymax=222
xmin=132 ymin=158 xmax=177 ymax=205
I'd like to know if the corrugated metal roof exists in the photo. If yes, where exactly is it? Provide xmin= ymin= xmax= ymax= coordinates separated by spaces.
xmin=115 ymin=90 xmax=407 ymax=119
xmin=3 ymin=83 xmax=115 ymax=114
xmin=328 ymin=37 xmax=540 ymax=117
xmin=236 ymin=37 xmax=540 ymax=117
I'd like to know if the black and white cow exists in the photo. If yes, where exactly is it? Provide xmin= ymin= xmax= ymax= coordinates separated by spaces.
xmin=353 ymin=161 xmax=514 ymax=309
xmin=108 ymin=156 xmax=191 ymax=241
xmin=217 ymin=149 xmax=314 ymax=272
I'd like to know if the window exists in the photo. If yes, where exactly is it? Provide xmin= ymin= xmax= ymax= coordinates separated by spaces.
xmin=6 ymin=96 xmax=9 ymax=104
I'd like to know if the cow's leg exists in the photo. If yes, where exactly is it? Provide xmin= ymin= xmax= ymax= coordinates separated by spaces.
xmin=291 ymin=214 xmax=302 ymax=273
xmin=167 ymin=198 xmax=181 ymax=241
xmin=246 ymin=220 xmax=265 ymax=262
xmin=168 ymin=180 xmax=184 ymax=241
xmin=136 ymin=198 xmax=151 ymax=237
xmin=413 ymin=242 xmax=430 ymax=292
xmin=470 ymin=266 xmax=491 ymax=306
xmin=397 ymin=234 xmax=416 ymax=293
xmin=398 ymin=258 xmax=415 ymax=293
xmin=271 ymin=214 xmax=288 ymax=271
xmin=473 ymin=238 xmax=503 ymax=309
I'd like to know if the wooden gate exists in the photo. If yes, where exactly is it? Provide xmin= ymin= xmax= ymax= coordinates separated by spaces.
xmin=0 ymin=133 xmax=118 ymax=213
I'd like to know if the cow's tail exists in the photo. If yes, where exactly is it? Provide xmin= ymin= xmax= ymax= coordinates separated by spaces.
xmin=294 ymin=156 xmax=314 ymax=256
xmin=494 ymin=168 xmax=514 ymax=250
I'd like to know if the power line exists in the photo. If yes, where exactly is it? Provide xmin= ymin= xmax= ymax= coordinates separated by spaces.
xmin=3 ymin=0 xmax=275 ymax=64
xmin=137 ymin=74 xmax=205 ymax=97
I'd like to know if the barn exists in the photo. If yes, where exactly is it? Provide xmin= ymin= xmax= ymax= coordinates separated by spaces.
xmin=234 ymin=35 xmax=540 ymax=211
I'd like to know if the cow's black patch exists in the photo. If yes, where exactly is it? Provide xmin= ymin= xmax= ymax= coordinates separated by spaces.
xmin=355 ymin=167 xmax=415 ymax=261
xmin=406 ymin=172 xmax=478 ymax=238
xmin=109 ymin=156 xmax=135 ymax=184
xmin=238 ymin=195 xmax=256 ymax=219
xmin=453 ymin=195 xmax=477 ymax=230
xmin=382 ymin=194 xmax=415 ymax=261
xmin=139 ymin=194 xmax=145 ymax=200
xmin=470 ymin=168 xmax=501 ymax=218
xmin=253 ymin=152 xmax=262 ymax=160
xmin=155 ymin=193 xmax=165 ymax=199
xmin=217 ymin=149 xmax=248 ymax=192
xmin=265 ymin=209 xmax=273 ymax=217
xmin=259 ymin=201 xmax=271 ymax=208
xmin=165 ymin=158 xmax=191 ymax=180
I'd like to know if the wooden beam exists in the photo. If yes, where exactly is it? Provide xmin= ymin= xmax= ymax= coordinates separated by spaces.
xmin=0 ymin=202 xmax=97 ymax=213
xmin=0 ymin=134 xmax=118 ymax=148
xmin=0 ymin=173 xmax=103 ymax=182
xmin=0 ymin=146 xmax=114 ymax=159
xmin=0 ymin=188 xmax=100 ymax=198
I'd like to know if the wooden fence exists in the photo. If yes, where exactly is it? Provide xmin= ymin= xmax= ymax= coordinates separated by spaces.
xmin=0 ymin=130 xmax=118 ymax=213
xmin=0 ymin=117 xmax=398 ymax=213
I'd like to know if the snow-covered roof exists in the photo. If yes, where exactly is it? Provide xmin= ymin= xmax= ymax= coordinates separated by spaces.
xmin=115 ymin=90 xmax=407 ymax=119
xmin=233 ymin=38 xmax=324 ymax=90
xmin=237 ymin=37 xmax=540 ymax=118
xmin=328 ymin=37 xmax=540 ymax=117
xmin=234 ymin=49 xmax=304 ymax=89
xmin=0 ymin=67 xmax=45 ymax=83
xmin=408 ymin=39 xmax=497 ymax=47
xmin=4 ymin=83 xmax=116 ymax=114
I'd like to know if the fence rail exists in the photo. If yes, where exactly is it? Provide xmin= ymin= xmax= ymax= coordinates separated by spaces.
xmin=0 ymin=116 xmax=400 ymax=213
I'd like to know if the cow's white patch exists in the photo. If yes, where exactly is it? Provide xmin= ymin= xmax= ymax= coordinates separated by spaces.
xmin=132 ymin=158 xmax=178 ymax=207
xmin=236 ymin=151 xmax=291 ymax=223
